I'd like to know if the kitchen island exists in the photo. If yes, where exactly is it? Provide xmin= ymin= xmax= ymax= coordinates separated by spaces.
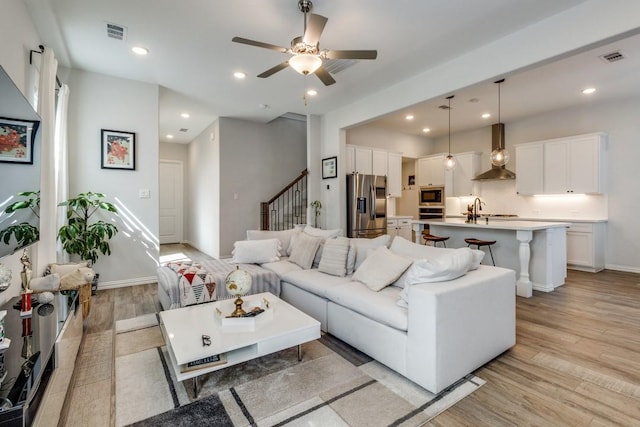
xmin=412 ymin=219 xmax=570 ymax=297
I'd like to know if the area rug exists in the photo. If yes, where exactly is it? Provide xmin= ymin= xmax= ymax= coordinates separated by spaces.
xmin=115 ymin=315 xmax=485 ymax=426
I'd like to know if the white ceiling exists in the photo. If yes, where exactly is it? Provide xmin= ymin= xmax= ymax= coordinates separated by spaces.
xmin=30 ymin=0 xmax=636 ymax=144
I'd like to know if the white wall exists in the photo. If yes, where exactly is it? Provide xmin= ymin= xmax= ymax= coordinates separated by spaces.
xmin=67 ymin=69 xmax=159 ymax=286
xmin=218 ymin=117 xmax=306 ymax=256
xmin=346 ymin=126 xmax=433 ymax=158
xmin=0 ymin=0 xmax=44 ymax=304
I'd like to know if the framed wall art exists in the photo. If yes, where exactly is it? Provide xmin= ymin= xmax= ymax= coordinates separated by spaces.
xmin=101 ymin=129 xmax=135 ymax=170
xmin=322 ymin=156 xmax=337 ymax=179
xmin=0 ymin=117 xmax=39 ymax=164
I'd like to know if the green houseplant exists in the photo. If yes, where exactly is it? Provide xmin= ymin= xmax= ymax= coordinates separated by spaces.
xmin=57 ymin=192 xmax=119 ymax=265
xmin=0 ymin=190 xmax=40 ymax=249
xmin=310 ymin=200 xmax=322 ymax=228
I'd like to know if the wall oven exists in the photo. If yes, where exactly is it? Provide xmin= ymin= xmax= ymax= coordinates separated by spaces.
xmin=419 ymin=186 xmax=445 ymax=206
xmin=419 ymin=206 xmax=445 ymax=220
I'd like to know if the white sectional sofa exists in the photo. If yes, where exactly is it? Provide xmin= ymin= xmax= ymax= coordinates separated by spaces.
xmin=249 ymin=228 xmax=516 ymax=394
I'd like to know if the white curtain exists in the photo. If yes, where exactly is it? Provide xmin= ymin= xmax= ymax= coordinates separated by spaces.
xmin=35 ymin=47 xmax=59 ymax=268
xmin=55 ymin=84 xmax=70 ymax=262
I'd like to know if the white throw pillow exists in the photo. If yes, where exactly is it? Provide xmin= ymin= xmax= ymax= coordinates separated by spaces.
xmin=397 ymin=247 xmax=475 ymax=306
xmin=231 ymin=239 xmax=281 ymax=264
xmin=289 ymin=232 xmax=323 ymax=269
xmin=303 ymin=225 xmax=343 ymax=239
xmin=346 ymin=235 xmax=391 ymax=274
xmin=246 ymin=229 xmax=298 ymax=257
xmin=352 ymin=246 xmax=413 ymax=292
xmin=318 ymin=237 xmax=350 ymax=277
xmin=49 ymin=262 xmax=90 ymax=277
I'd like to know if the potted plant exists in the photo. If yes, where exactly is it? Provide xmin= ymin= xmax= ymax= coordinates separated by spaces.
xmin=0 ymin=191 xmax=40 ymax=249
xmin=310 ymin=200 xmax=322 ymax=228
xmin=58 ymin=192 xmax=119 ymax=292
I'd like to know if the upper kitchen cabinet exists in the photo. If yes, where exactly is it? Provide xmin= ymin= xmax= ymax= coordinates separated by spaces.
xmin=345 ymin=145 xmax=403 ymax=197
xmin=543 ymin=132 xmax=607 ymax=194
xmin=417 ymin=154 xmax=446 ymax=187
xmin=449 ymin=152 xmax=481 ymax=197
xmin=515 ymin=142 xmax=543 ymax=195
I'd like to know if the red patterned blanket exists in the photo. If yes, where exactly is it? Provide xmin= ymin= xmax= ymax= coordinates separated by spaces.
xmin=166 ymin=262 xmax=216 ymax=306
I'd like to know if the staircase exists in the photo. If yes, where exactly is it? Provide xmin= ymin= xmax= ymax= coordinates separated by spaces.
xmin=261 ymin=169 xmax=308 ymax=230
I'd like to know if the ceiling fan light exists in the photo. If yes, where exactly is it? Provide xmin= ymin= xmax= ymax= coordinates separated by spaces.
xmin=491 ymin=148 xmax=510 ymax=167
xmin=289 ymin=54 xmax=322 ymax=75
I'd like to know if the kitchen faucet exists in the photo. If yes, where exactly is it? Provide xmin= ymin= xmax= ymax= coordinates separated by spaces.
xmin=473 ymin=197 xmax=485 ymax=222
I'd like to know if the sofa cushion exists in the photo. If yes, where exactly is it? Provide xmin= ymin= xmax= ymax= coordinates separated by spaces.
xmin=260 ymin=259 xmax=302 ymax=276
xmin=303 ymin=225 xmax=343 ymax=239
xmin=246 ymin=228 xmax=300 ymax=256
xmin=397 ymin=247 xmax=477 ymax=307
xmin=390 ymin=236 xmax=484 ymax=270
xmin=346 ymin=235 xmax=391 ymax=274
xmin=318 ymin=237 xmax=350 ymax=277
xmin=289 ymin=232 xmax=322 ymax=269
xmin=352 ymin=246 xmax=412 ymax=291
xmin=326 ymin=281 xmax=408 ymax=331
xmin=280 ymin=269 xmax=352 ymax=298
xmin=231 ymin=239 xmax=281 ymax=264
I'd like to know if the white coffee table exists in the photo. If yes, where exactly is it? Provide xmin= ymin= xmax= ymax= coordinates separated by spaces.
xmin=159 ymin=292 xmax=320 ymax=395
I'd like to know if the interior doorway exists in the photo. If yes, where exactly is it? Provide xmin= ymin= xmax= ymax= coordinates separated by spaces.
xmin=159 ymin=160 xmax=183 ymax=244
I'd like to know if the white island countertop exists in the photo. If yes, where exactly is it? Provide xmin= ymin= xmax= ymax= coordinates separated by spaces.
xmin=413 ymin=218 xmax=570 ymax=231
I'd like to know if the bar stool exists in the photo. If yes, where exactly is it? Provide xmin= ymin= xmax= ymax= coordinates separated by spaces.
xmin=464 ymin=238 xmax=496 ymax=266
xmin=422 ymin=230 xmax=449 ymax=248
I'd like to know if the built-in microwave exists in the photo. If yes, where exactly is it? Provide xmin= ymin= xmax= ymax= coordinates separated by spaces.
xmin=419 ymin=186 xmax=445 ymax=206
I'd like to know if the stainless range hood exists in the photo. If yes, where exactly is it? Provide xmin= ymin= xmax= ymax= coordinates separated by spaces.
xmin=473 ymin=123 xmax=516 ymax=180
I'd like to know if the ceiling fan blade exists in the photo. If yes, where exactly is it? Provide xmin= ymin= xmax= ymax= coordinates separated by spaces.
xmin=257 ymin=61 xmax=290 ymax=78
xmin=325 ymin=50 xmax=378 ymax=60
xmin=314 ymin=66 xmax=336 ymax=86
xmin=232 ymin=37 xmax=288 ymax=53
xmin=303 ymin=14 xmax=328 ymax=46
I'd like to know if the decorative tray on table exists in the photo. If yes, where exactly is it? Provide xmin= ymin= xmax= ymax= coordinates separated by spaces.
xmin=214 ymin=297 xmax=273 ymax=331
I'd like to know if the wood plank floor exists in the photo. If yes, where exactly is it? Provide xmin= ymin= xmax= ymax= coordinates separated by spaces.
xmin=64 ymin=244 xmax=640 ymax=426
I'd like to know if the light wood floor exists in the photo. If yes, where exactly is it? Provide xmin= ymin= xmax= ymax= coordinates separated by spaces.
xmin=64 ymin=244 xmax=640 ymax=426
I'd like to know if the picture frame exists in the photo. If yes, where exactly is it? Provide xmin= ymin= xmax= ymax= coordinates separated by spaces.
xmin=0 ymin=117 xmax=39 ymax=164
xmin=101 ymin=129 xmax=135 ymax=170
xmin=322 ymin=156 xmax=337 ymax=179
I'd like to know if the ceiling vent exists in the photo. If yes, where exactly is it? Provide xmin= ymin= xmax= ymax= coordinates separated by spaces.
xmin=179 ymin=128 xmax=188 ymax=132
xmin=599 ymin=50 xmax=625 ymax=63
xmin=106 ymin=22 xmax=127 ymax=41
xmin=323 ymin=59 xmax=357 ymax=75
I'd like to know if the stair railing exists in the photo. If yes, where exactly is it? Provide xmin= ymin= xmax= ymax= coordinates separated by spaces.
xmin=261 ymin=169 xmax=308 ymax=230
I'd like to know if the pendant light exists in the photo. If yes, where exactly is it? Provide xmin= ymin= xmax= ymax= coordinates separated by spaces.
xmin=490 ymin=79 xmax=510 ymax=167
xmin=444 ymin=95 xmax=456 ymax=170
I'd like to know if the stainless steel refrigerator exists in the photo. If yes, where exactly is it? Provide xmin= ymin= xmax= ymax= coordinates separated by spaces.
xmin=346 ymin=173 xmax=387 ymax=238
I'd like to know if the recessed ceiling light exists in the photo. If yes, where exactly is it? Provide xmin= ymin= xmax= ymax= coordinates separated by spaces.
xmin=166 ymin=134 xmax=174 ymax=139
xmin=482 ymin=113 xmax=491 ymax=119
xmin=307 ymin=89 xmax=318 ymax=96
xmin=180 ymin=112 xmax=190 ymax=118
xmin=422 ymin=128 xmax=431 ymax=133
xmin=234 ymin=71 xmax=246 ymax=79
xmin=405 ymin=114 xmax=414 ymax=121
xmin=582 ymin=87 xmax=596 ymax=95
xmin=131 ymin=46 xmax=149 ymax=55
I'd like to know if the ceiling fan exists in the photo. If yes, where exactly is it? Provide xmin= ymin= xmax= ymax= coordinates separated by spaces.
xmin=232 ymin=0 xmax=377 ymax=86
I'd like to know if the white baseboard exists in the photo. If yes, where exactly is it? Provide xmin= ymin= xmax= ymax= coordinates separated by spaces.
xmin=98 ymin=276 xmax=157 ymax=290
xmin=604 ymin=264 xmax=640 ymax=274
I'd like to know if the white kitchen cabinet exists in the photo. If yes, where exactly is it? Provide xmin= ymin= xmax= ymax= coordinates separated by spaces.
xmin=449 ymin=152 xmax=481 ymax=197
xmin=543 ymin=133 xmax=607 ymax=194
xmin=372 ymin=149 xmax=388 ymax=176
xmin=354 ymin=146 xmax=373 ymax=175
xmin=345 ymin=145 xmax=355 ymax=174
xmin=566 ymin=222 xmax=605 ymax=272
xmin=417 ymin=154 xmax=446 ymax=187
xmin=515 ymin=143 xmax=544 ymax=195
xmin=387 ymin=217 xmax=412 ymax=241
xmin=387 ymin=152 xmax=402 ymax=197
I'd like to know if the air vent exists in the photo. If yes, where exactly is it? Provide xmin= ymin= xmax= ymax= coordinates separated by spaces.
xmin=438 ymin=105 xmax=451 ymax=110
xmin=106 ymin=22 xmax=127 ymax=40
xmin=599 ymin=50 xmax=625 ymax=63
xmin=179 ymin=128 xmax=188 ymax=133
xmin=323 ymin=59 xmax=357 ymax=75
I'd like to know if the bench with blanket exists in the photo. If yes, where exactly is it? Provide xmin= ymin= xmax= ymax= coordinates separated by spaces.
xmin=157 ymin=258 xmax=281 ymax=310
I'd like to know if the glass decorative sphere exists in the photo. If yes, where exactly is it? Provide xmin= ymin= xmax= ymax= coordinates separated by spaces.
xmin=444 ymin=154 xmax=456 ymax=170
xmin=490 ymin=148 xmax=510 ymax=167
xmin=225 ymin=266 xmax=252 ymax=297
